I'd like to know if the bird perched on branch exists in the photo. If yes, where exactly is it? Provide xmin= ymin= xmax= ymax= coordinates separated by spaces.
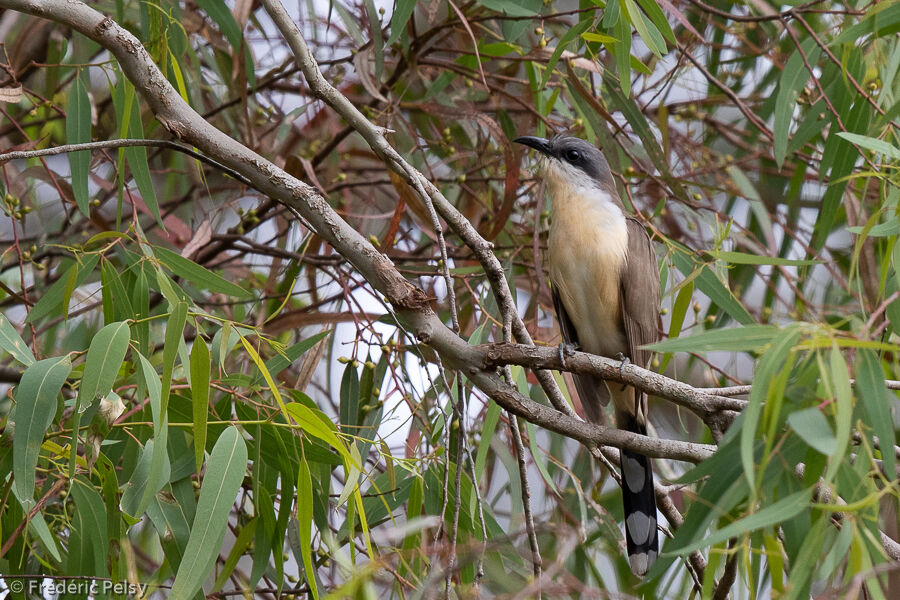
xmin=514 ymin=133 xmax=661 ymax=576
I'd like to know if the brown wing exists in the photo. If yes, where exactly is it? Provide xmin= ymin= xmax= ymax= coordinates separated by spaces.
xmin=621 ymin=217 xmax=660 ymax=370
xmin=552 ymin=286 xmax=611 ymax=420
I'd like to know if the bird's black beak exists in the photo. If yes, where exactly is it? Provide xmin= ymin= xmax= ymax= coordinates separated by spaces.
xmin=513 ymin=136 xmax=552 ymax=156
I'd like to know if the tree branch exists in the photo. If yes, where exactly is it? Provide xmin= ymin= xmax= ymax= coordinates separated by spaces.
xmin=0 ymin=138 xmax=251 ymax=185
xmin=478 ymin=342 xmax=747 ymax=417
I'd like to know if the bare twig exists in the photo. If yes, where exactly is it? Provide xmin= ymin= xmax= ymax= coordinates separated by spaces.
xmin=0 ymin=138 xmax=252 ymax=184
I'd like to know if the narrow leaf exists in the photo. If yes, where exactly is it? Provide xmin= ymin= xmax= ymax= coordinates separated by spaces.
xmin=669 ymin=490 xmax=810 ymax=555
xmin=836 ymin=132 xmax=900 ymax=160
xmin=76 ymin=321 xmax=131 ymax=412
xmin=13 ymin=355 xmax=72 ymax=506
xmin=191 ymin=336 xmax=210 ymax=475
xmin=741 ymin=326 xmax=802 ymax=489
xmin=711 ymin=251 xmax=822 ymax=267
xmin=0 ymin=312 xmax=34 ymax=366
xmin=854 ymin=350 xmax=897 ymax=479
xmin=66 ymin=70 xmax=91 ymax=215
xmin=161 ymin=301 xmax=188 ymax=418
xmin=386 ymin=0 xmax=416 ymax=46
xmin=170 ymin=426 xmax=248 ymax=600
xmin=774 ymin=42 xmax=821 ymax=168
xmin=297 ymin=458 xmax=320 ymax=599
xmin=646 ymin=324 xmax=779 ymax=353
xmin=825 ymin=347 xmax=852 ymax=485
xmin=155 ymin=247 xmax=254 ymax=299
xmin=69 ymin=477 xmax=108 ymax=576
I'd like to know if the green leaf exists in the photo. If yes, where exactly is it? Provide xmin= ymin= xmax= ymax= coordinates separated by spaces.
xmin=0 ymin=312 xmax=34 ymax=366
xmin=787 ymin=407 xmax=837 ymax=455
xmin=824 ymin=346 xmax=852 ymax=485
xmin=774 ymin=41 xmax=821 ymax=168
xmin=101 ymin=260 xmax=135 ymax=323
xmin=660 ymin=279 xmax=693 ymax=372
xmin=540 ymin=18 xmax=593 ymax=89
xmin=120 ymin=438 xmax=171 ymax=517
xmin=161 ymin=301 xmax=188 ymax=419
xmin=69 ymin=477 xmax=108 ymax=576
xmin=193 ymin=0 xmax=254 ymax=85
xmin=386 ymin=0 xmax=416 ymax=46
xmin=66 ymin=70 xmax=92 ymax=215
xmin=782 ymin=512 xmax=827 ymax=600
xmin=263 ymin=332 xmax=328 ymax=382
xmin=740 ymin=326 xmax=802 ymax=490
xmin=582 ymin=32 xmax=617 ymax=44
xmin=69 ymin=319 xmax=132 ymax=477
xmin=895 ymin=240 xmax=900 ymax=292
xmin=847 ymin=219 xmax=899 ymax=237
xmin=364 ymin=0 xmax=383 ymax=78
xmin=620 ymin=0 xmax=665 ymax=56
xmin=475 ymin=399 xmax=501 ymax=479
xmin=336 ymin=443 xmax=363 ymax=508
xmin=112 ymin=77 xmax=162 ymax=228
xmin=26 ymin=254 xmax=101 ymax=324
xmin=155 ymin=247 xmax=254 ymax=300
xmin=813 ymin=99 xmax=870 ymax=249
xmin=711 ymin=250 xmax=822 ymax=267
xmin=602 ymin=71 xmax=687 ymax=197
xmin=13 ymin=355 xmax=72 ymax=507
xmin=645 ymin=324 xmax=779 ymax=353
xmin=191 ymin=336 xmax=210 ymax=475
xmin=28 ymin=511 xmax=62 ymax=562
xmin=211 ymin=517 xmax=258 ymax=592
xmin=476 ymin=0 xmax=538 ymax=17
xmin=127 ymin=352 xmax=171 ymax=518
xmin=170 ymin=426 xmax=248 ymax=600
xmin=667 ymin=489 xmax=810 ymax=555
xmin=297 ymin=458 xmax=320 ymax=599
xmin=613 ymin=10 xmax=632 ymax=92
xmin=147 ymin=481 xmax=194 ymax=572
xmin=339 ymin=361 xmax=360 ymax=431
xmin=76 ymin=321 xmax=131 ymax=412
xmin=636 ymin=0 xmax=675 ymax=44
xmin=854 ymin=350 xmax=897 ymax=480
xmin=831 ymin=3 xmax=900 ymax=45
xmin=671 ymin=250 xmax=755 ymax=325
xmin=285 ymin=402 xmax=348 ymax=462
xmin=835 ymin=132 xmax=900 ymax=159
xmin=133 ymin=265 xmax=150 ymax=357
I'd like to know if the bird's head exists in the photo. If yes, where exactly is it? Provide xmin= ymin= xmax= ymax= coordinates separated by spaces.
xmin=513 ymin=134 xmax=614 ymax=192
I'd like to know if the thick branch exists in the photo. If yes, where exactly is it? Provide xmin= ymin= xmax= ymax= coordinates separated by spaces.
xmin=479 ymin=342 xmax=748 ymax=416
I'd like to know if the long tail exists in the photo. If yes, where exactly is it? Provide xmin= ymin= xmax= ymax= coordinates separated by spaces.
xmin=618 ymin=415 xmax=659 ymax=576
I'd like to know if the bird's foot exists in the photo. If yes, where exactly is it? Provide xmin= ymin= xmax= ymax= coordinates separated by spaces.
xmin=615 ymin=352 xmax=631 ymax=378
xmin=558 ymin=342 xmax=578 ymax=367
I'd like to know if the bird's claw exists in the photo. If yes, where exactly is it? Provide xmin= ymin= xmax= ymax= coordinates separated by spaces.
xmin=615 ymin=352 xmax=631 ymax=377
xmin=558 ymin=342 xmax=578 ymax=367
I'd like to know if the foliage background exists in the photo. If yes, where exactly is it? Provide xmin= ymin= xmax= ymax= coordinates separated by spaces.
xmin=0 ymin=0 xmax=899 ymax=598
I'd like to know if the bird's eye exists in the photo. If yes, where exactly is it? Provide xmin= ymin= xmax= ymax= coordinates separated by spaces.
xmin=564 ymin=149 xmax=581 ymax=162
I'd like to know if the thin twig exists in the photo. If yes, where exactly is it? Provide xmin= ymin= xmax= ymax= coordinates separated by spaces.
xmin=0 ymin=138 xmax=252 ymax=185
xmin=508 ymin=413 xmax=543 ymax=582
